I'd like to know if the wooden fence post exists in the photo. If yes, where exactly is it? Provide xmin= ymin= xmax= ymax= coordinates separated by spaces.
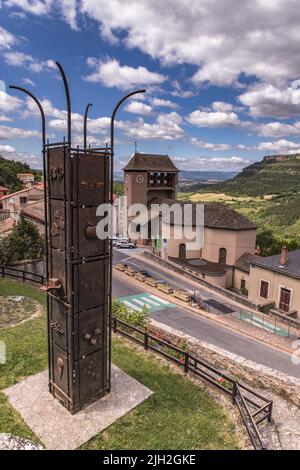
xmin=144 ymin=332 xmax=149 ymax=350
xmin=184 ymin=352 xmax=189 ymax=373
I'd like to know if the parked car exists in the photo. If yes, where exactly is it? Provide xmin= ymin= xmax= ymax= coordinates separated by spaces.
xmin=116 ymin=240 xmax=135 ymax=249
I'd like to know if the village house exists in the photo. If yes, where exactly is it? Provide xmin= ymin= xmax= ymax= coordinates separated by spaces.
xmin=248 ymin=246 xmax=300 ymax=317
xmin=17 ymin=173 xmax=35 ymax=188
xmin=0 ymin=184 xmax=44 ymax=237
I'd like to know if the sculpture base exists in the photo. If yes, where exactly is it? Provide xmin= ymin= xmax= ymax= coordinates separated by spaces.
xmin=4 ymin=365 xmax=152 ymax=450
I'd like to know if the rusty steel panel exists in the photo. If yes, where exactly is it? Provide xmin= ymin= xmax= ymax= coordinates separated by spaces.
xmin=79 ymin=349 xmax=107 ymax=404
xmin=48 ymin=147 xmax=67 ymax=200
xmin=49 ymin=298 xmax=107 ymax=359
xmin=74 ymin=153 xmax=109 ymax=206
xmin=50 ymin=200 xmax=108 ymax=257
xmin=46 ymin=144 xmax=111 ymax=414
xmin=78 ymin=306 xmax=107 ymax=357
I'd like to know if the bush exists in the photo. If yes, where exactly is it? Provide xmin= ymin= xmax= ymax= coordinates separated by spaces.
xmin=112 ymin=299 xmax=149 ymax=329
xmin=0 ymin=215 xmax=45 ymax=265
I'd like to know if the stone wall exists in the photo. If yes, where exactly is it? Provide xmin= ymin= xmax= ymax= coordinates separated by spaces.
xmin=150 ymin=318 xmax=300 ymax=406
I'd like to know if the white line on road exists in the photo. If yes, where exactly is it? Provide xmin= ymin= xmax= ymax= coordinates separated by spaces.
xmin=132 ymin=298 xmax=153 ymax=308
xmin=140 ymin=296 xmax=160 ymax=306
xmin=149 ymin=294 xmax=170 ymax=305
xmin=123 ymin=300 xmax=142 ymax=312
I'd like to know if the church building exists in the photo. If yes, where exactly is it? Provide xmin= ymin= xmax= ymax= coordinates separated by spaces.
xmin=123 ymin=152 xmax=257 ymax=289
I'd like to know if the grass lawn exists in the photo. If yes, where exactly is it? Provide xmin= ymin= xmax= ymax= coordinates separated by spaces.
xmin=0 ymin=279 xmax=240 ymax=450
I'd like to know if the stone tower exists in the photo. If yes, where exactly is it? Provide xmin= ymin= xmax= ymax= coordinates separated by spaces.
xmin=123 ymin=152 xmax=179 ymax=208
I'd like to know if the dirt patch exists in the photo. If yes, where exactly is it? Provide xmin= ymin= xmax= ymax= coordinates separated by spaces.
xmin=0 ymin=296 xmax=42 ymax=328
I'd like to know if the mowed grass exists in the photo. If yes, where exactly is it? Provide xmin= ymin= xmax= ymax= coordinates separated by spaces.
xmin=0 ymin=279 xmax=240 ymax=450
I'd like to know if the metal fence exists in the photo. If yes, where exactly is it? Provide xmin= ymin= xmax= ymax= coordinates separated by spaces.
xmin=0 ymin=265 xmax=45 ymax=285
xmin=202 ymin=298 xmax=300 ymax=340
xmin=112 ymin=317 xmax=273 ymax=450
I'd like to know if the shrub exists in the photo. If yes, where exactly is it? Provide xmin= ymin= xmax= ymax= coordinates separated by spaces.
xmin=0 ymin=215 xmax=45 ymax=265
xmin=112 ymin=299 xmax=149 ymax=329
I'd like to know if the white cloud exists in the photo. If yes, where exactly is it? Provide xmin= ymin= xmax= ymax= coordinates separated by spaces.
xmin=5 ymin=0 xmax=79 ymax=30
xmin=57 ymin=0 xmax=79 ymax=30
xmin=239 ymin=81 xmax=300 ymax=118
xmin=254 ymin=121 xmax=300 ymax=138
xmin=0 ymin=144 xmax=16 ymax=153
xmin=84 ymin=57 xmax=166 ymax=90
xmin=194 ymin=156 xmax=251 ymax=171
xmin=170 ymin=80 xmax=195 ymax=98
xmin=123 ymin=112 xmax=184 ymax=141
xmin=0 ymin=26 xmax=17 ymax=49
xmin=124 ymin=100 xmax=152 ymax=115
xmin=256 ymin=139 xmax=300 ymax=153
xmin=172 ymin=155 xmax=251 ymax=171
xmin=5 ymin=0 xmax=52 ymax=15
xmin=0 ymin=115 xmax=13 ymax=122
xmin=152 ymin=97 xmax=178 ymax=109
xmin=0 ymin=91 xmax=23 ymax=113
xmin=190 ymin=137 xmax=231 ymax=151
xmin=3 ymin=51 xmax=56 ymax=73
xmin=22 ymin=77 xmax=35 ymax=86
xmin=211 ymin=101 xmax=234 ymax=112
xmin=79 ymin=0 xmax=300 ymax=88
xmin=186 ymin=108 xmax=240 ymax=128
xmin=0 ymin=124 xmax=39 ymax=139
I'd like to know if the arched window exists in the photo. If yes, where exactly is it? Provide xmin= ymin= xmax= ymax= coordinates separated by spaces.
xmin=179 ymin=243 xmax=186 ymax=260
xmin=219 ymin=247 xmax=227 ymax=265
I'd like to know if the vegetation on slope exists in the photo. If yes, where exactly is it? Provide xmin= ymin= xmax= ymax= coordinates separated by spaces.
xmin=0 ymin=155 xmax=42 ymax=192
xmin=180 ymin=154 xmax=300 ymax=254
xmin=187 ymin=154 xmax=300 ymax=197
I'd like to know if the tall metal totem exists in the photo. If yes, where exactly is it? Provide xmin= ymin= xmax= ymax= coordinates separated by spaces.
xmin=10 ymin=62 xmax=145 ymax=414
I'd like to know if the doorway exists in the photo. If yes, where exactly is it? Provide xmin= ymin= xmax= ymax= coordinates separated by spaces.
xmin=279 ymin=287 xmax=291 ymax=313
xmin=179 ymin=243 xmax=186 ymax=260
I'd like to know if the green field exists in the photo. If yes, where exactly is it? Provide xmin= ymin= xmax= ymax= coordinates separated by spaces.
xmin=0 ymin=280 xmax=240 ymax=450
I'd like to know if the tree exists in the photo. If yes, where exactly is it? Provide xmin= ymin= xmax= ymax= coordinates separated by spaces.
xmin=0 ymin=215 xmax=45 ymax=265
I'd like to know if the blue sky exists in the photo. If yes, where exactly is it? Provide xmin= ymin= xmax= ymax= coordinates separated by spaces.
xmin=1 ymin=0 xmax=300 ymax=171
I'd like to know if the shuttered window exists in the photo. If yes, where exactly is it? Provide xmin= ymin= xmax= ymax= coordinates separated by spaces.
xmin=260 ymin=280 xmax=269 ymax=299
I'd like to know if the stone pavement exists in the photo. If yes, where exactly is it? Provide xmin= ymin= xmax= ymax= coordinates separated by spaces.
xmin=4 ymin=365 xmax=152 ymax=450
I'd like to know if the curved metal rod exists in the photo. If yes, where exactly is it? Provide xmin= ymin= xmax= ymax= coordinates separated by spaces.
xmin=107 ymin=88 xmax=145 ymax=392
xmin=9 ymin=84 xmax=51 ymax=382
xmin=9 ymin=85 xmax=48 ymax=270
xmin=55 ymin=61 xmax=71 ymax=144
xmin=9 ymin=85 xmax=46 ymax=146
xmin=84 ymin=102 xmax=93 ymax=150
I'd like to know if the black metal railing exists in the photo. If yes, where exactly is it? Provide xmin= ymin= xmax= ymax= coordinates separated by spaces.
xmin=0 ymin=265 xmax=45 ymax=285
xmin=112 ymin=317 xmax=273 ymax=450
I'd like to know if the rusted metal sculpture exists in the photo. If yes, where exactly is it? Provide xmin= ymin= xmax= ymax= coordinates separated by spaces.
xmin=10 ymin=62 xmax=145 ymax=414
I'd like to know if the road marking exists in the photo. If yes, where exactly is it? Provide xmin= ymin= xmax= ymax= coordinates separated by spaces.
xmin=149 ymin=294 xmax=170 ymax=305
xmin=139 ymin=296 xmax=160 ymax=306
xmin=119 ymin=293 xmax=175 ymax=313
xmin=133 ymin=298 xmax=153 ymax=308
xmin=123 ymin=300 xmax=142 ymax=312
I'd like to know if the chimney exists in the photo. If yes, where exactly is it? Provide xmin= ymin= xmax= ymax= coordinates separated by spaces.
xmin=279 ymin=245 xmax=288 ymax=267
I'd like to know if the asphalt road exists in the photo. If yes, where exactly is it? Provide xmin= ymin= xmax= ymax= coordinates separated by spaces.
xmin=112 ymin=248 xmax=300 ymax=378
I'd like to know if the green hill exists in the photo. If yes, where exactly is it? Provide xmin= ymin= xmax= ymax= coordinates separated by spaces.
xmin=0 ymin=155 xmax=42 ymax=192
xmin=181 ymin=154 xmax=300 ymax=253
xmin=189 ymin=154 xmax=300 ymax=197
